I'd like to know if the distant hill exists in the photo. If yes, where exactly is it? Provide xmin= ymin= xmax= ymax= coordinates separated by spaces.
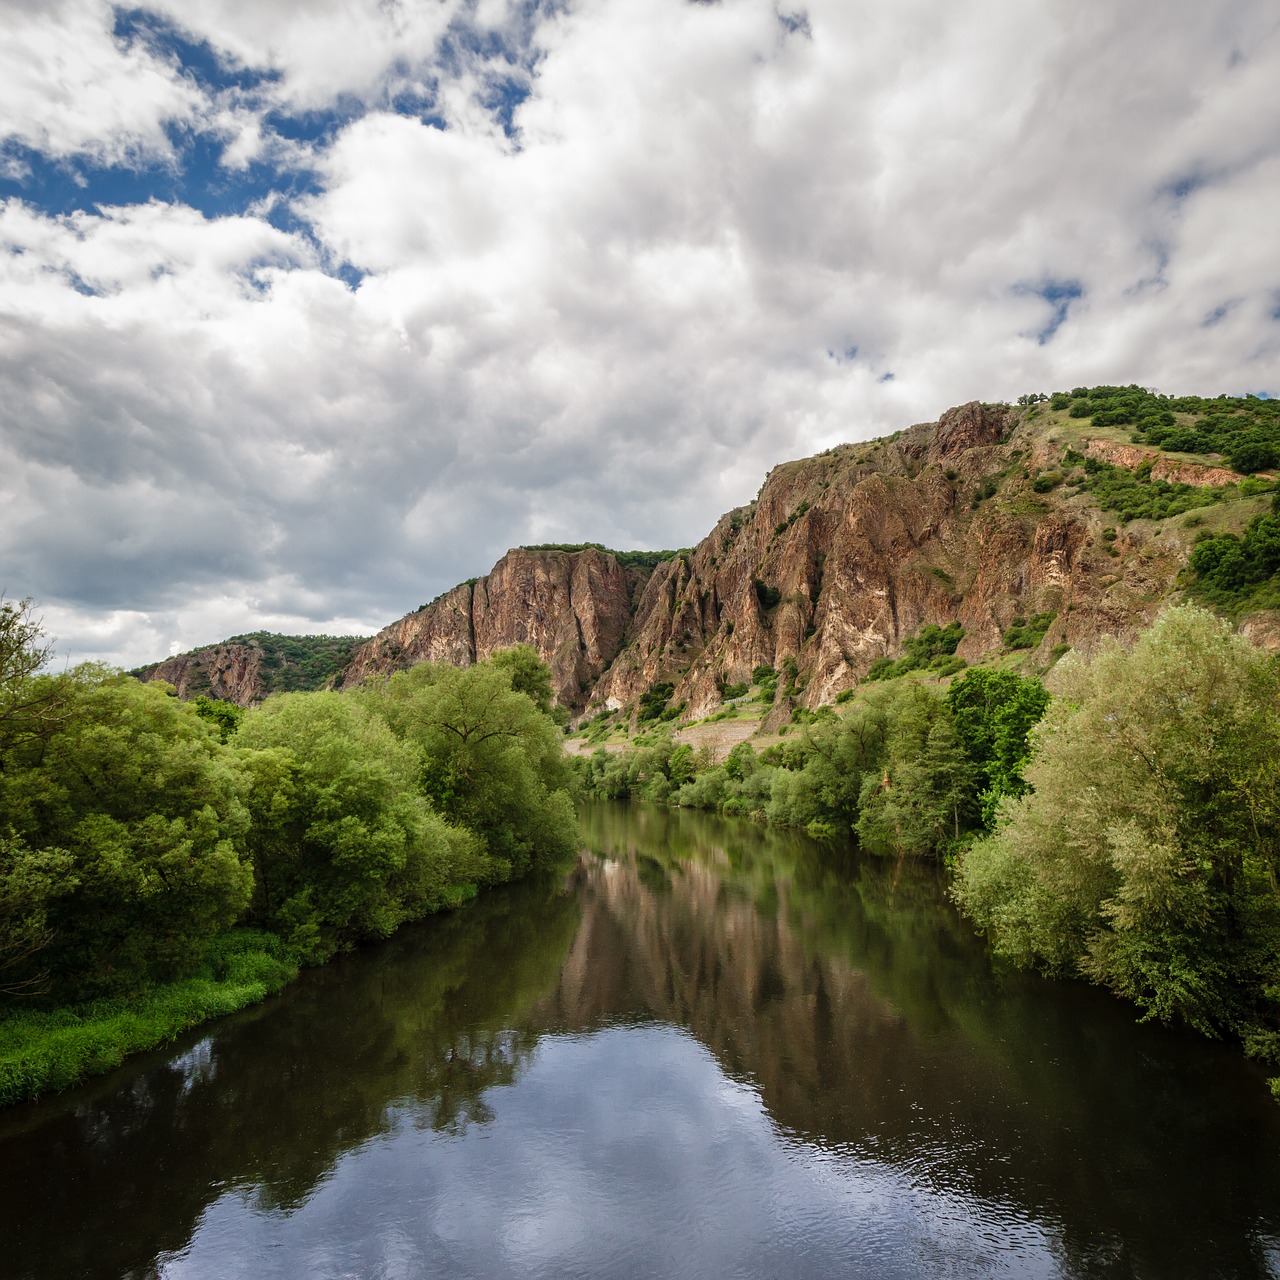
xmin=132 ymin=631 xmax=368 ymax=703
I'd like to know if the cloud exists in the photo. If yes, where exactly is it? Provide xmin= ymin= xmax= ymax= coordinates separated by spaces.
xmin=0 ymin=0 xmax=204 ymax=166
xmin=1 ymin=0 xmax=1279 ymax=666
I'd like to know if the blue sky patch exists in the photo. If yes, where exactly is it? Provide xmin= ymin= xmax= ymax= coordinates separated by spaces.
xmin=0 ymin=131 xmax=322 ymax=223
xmin=777 ymin=9 xmax=812 ymax=37
xmin=113 ymin=7 xmax=279 ymax=94
xmin=1014 ymin=278 xmax=1083 ymax=345
xmin=1202 ymin=299 xmax=1238 ymax=327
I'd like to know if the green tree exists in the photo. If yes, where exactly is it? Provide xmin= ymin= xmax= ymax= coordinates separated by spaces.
xmin=0 ymin=595 xmax=67 ymax=766
xmin=954 ymin=607 xmax=1280 ymax=1063
xmin=236 ymin=692 xmax=486 ymax=962
xmin=856 ymin=683 xmax=976 ymax=857
xmin=946 ymin=668 xmax=1050 ymax=826
xmin=0 ymin=669 xmax=253 ymax=1001
xmin=360 ymin=660 xmax=577 ymax=877
xmin=193 ymin=695 xmax=245 ymax=742
xmin=489 ymin=644 xmax=555 ymax=713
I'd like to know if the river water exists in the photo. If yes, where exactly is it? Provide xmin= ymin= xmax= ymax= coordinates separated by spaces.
xmin=3 ymin=802 xmax=1280 ymax=1279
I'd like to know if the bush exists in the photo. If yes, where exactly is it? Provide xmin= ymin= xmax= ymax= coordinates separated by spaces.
xmin=954 ymin=606 xmax=1280 ymax=1078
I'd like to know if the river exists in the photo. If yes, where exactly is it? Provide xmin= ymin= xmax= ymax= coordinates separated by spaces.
xmin=3 ymin=802 xmax=1279 ymax=1278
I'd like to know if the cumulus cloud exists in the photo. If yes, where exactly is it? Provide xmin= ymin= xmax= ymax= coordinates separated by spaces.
xmin=1 ymin=0 xmax=1279 ymax=666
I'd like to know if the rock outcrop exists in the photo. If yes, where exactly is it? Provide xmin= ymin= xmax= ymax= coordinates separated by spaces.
xmin=141 ymin=399 xmax=1274 ymax=715
xmin=135 ymin=644 xmax=265 ymax=704
xmin=1083 ymin=438 xmax=1243 ymax=487
xmin=339 ymin=400 xmax=1248 ymax=720
xmin=337 ymin=547 xmax=644 ymax=707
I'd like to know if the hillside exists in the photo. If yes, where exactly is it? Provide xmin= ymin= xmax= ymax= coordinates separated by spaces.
xmin=136 ymin=387 xmax=1280 ymax=712
xmin=132 ymin=632 xmax=368 ymax=702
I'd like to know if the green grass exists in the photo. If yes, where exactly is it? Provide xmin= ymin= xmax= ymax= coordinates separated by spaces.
xmin=0 ymin=930 xmax=298 ymax=1107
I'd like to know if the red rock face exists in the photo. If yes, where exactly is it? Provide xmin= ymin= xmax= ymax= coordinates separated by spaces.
xmin=1083 ymin=438 xmax=1242 ymax=487
xmin=338 ymin=399 xmax=1247 ymax=719
xmin=137 ymin=644 xmax=264 ymax=703
xmin=338 ymin=547 xmax=640 ymax=708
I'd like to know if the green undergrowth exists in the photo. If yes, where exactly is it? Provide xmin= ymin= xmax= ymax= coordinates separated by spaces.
xmin=1052 ymin=384 xmax=1280 ymax=474
xmin=521 ymin=543 xmax=691 ymax=570
xmin=0 ymin=930 xmax=298 ymax=1107
xmin=1072 ymin=452 xmax=1233 ymax=523
xmin=864 ymin=622 xmax=966 ymax=681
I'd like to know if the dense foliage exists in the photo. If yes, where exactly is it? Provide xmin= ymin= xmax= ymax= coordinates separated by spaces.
xmin=1075 ymin=454 xmax=1229 ymax=523
xmin=0 ymin=625 xmax=577 ymax=1102
xmin=954 ymin=607 xmax=1280 ymax=1094
xmin=1056 ymin=384 xmax=1280 ymax=475
xmin=575 ymin=666 xmax=1049 ymax=855
xmin=864 ymin=622 xmax=965 ymax=680
xmin=1187 ymin=493 xmax=1280 ymax=612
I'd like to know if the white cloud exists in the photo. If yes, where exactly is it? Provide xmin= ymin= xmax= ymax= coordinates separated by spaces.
xmin=2 ymin=0 xmax=1280 ymax=666
xmin=0 ymin=0 xmax=203 ymax=165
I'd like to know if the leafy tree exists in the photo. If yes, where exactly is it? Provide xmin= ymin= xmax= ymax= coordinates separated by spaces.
xmin=767 ymin=696 xmax=890 ymax=836
xmin=0 ymin=596 xmax=67 ymax=765
xmin=194 ymin=695 xmax=244 ymax=742
xmin=954 ymin=607 xmax=1280 ymax=1066
xmin=856 ymin=683 xmax=976 ymax=857
xmin=360 ymin=661 xmax=576 ymax=877
xmin=0 ymin=834 xmax=75 ymax=998
xmin=946 ymin=668 xmax=1050 ymax=825
xmin=490 ymin=644 xmax=555 ymax=713
xmin=0 ymin=670 xmax=253 ymax=1001
xmin=236 ymin=693 xmax=485 ymax=962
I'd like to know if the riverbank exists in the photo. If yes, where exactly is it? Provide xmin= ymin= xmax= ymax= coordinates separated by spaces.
xmin=0 ymin=930 xmax=298 ymax=1107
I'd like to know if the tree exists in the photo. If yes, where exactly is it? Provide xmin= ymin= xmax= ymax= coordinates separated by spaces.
xmin=0 ymin=669 xmax=254 ymax=1001
xmin=946 ymin=668 xmax=1050 ymax=826
xmin=490 ymin=644 xmax=555 ymax=713
xmin=0 ymin=595 xmax=67 ymax=765
xmin=359 ymin=660 xmax=577 ymax=876
xmin=856 ymin=683 xmax=976 ymax=857
xmin=236 ymin=692 xmax=487 ymax=962
xmin=954 ymin=606 xmax=1280 ymax=1057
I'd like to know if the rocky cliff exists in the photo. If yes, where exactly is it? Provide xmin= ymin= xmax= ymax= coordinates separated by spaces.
xmin=340 ymin=399 xmax=1262 ymax=721
xmin=134 ymin=632 xmax=367 ymax=704
xmin=134 ymin=643 xmax=266 ymax=703
xmin=138 ymin=398 xmax=1276 ymax=713
xmin=334 ymin=548 xmax=646 ymax=705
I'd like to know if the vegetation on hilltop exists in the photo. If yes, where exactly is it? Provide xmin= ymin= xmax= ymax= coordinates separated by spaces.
xmin=1037 ymin=384 xmax=1280 ymax=472
xmin=520 ymin=542 xmax=692 ymax=570
xmin=131 ymin=631 xmax=369 ymax=697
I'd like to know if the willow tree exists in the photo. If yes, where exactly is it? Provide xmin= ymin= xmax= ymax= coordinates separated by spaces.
xmin=955 ymin=606 xmax=1280 ymax=1084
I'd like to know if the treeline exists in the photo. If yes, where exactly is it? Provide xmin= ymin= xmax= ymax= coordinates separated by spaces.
xmin=575 ymin=606 xmax=1280 ymax=1095
xmin=574 ymin=665 xmax=1049 ymax=854
xmin=0 ymin=607 xmax=576 ymax=1103
xmin=521 ymin=543 xmax=692 ymax=570
xmin=1045 ymin=383 xmax=1280 ymax=474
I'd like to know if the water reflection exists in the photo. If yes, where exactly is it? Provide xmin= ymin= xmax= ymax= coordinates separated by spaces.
xmin=2 ymin=802 xmax=1280 ymax=1279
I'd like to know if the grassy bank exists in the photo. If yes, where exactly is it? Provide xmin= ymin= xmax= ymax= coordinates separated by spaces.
xmin=0 ymin=930 xmax=298 ymax=1107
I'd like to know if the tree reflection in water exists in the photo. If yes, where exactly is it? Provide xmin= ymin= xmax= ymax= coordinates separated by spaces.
xmin=1 ymin=801 xmax=1279 ymax=1279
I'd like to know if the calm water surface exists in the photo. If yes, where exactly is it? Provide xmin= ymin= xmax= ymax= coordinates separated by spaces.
xmin=4 ymin=802 xmax=1280 ymax=1279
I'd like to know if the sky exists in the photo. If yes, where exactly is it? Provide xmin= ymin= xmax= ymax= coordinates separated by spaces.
xmin=1 ymin=0 xmax=1278 ymax=668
